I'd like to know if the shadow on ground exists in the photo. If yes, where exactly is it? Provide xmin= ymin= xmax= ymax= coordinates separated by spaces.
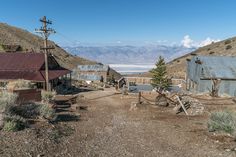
xmin=55 ymin=114 xmax=80 ymax=122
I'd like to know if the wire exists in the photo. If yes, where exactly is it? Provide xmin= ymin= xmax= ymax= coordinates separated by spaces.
xmin=56 ymin=31 xmax=80 ymax=45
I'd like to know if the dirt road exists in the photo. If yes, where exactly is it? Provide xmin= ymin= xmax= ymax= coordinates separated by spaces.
xmin=1 ymin=88 xmax=236 ymax=157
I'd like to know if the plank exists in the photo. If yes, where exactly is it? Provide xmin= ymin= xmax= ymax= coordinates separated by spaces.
xmin=176 ymin=96 xmax=189 ymax=115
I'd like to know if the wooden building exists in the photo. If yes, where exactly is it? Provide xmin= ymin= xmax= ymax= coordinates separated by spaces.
xmin=187 ymin=56 xmax=236 ymax=96
xmin=73 ymin=64 xmax=110 ymax=82
xmin=0 ymin=52 xmax=71 ymax=90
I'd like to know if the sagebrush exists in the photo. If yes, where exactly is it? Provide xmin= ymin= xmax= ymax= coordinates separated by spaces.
xmin=7 ymin=79 xmax=33 ymax=90
xmin=208 ymin=111 xmax=236 ymax=134
xmin=3 ymin=114 xmax=26 ymax=131
xmin=39 ymin=104 xmax=56 ymax=119
xmin=0 ymin=91 xmax=18 ymax=111
xmin=41 ymin=90 xmax=56 ymax=103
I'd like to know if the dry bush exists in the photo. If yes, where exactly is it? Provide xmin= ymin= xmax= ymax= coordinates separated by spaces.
xmin=3 ymin=114 xmax=26 ymax=131
xmin=39 ymin=104 xmax=56 ymax=120
xmin=208 ymin=111 xmax=236 ymax=134
xmin=7 ymin=79 xmax=33 ymax=90
xmin=0 ymin=91 xmax=18 ymax=112
xmin=3 ymin=121 xmax=19 ymax=132
xmin=226 ymin=45 xmax=232 ymax=50
xmin=9 ymin=102 xmax=56 ymax=121
xmin=10 ymin=103 xmax=41 ymax=119
xmin=41 ymin=90 xmax=56 ymax=103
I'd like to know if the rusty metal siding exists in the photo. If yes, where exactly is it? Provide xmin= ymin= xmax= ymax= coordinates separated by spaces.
xmin=187 ymin=56 xmax=236 ymax=96
xmin=0 ymin=53 xmax=45 ymax=71
xmin=192 ymin=80 xmax=236 ymax=96
xmin=77 ymin=64 xmax=109 ymax=72
xmin=73 ymin=64 xmax=109 ymax=82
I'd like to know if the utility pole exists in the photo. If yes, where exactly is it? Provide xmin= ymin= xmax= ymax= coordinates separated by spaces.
xmin=35 ymin=16 xmax=56 ymax=91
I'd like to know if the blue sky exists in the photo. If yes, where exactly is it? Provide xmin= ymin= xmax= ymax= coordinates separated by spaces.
xmin=0 ymin=0 xmax=236 ymax=46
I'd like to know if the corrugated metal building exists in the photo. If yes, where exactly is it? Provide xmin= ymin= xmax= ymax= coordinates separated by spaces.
xmin=0 ymin=52 xmax=71 ymax=89
xmin=72 ymin=64 xmax=110 ymax=82
xmin=187 ymin=56 xmax=236 ymax=96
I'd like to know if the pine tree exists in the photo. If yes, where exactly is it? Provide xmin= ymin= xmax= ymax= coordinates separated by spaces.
xmin=150 ymin=56 xmax=170 ymax=92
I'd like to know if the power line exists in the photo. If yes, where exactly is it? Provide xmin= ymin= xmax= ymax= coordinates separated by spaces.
xmin=56 ymin=31 xmax=80 ymax=46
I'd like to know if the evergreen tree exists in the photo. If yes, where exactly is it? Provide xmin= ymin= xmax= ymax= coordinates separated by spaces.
xmin=150 ymin=56 xmax=170 ymax=92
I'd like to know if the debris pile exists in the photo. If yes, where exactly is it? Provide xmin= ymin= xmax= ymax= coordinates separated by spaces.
xmin=178 ymin=95 xmax=205 ymax=115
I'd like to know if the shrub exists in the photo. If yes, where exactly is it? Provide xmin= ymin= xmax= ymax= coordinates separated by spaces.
xmin=41 ymin=90 xmax=56 ymax=103
xmin=0 ymin=91 xmax=18 ymax=112
xmin=3 ymin=121 xmax=19 ymax=132
xmin=10 ymin=103 xmax=41 ymax=119
xmin=6 ymin=102 xmax=56 ymax=121
xmin=225 ymin=40 xmax=231 ymax=45
xmin=3 ymin=114 xmax=26 ymax=131
xmin=39 ymin=104 xmax=55 ymax=119
xmin=49 ymin=125 xmax=74 ymax=143
xmin=208 ymin=111 xmax=236 ymax=134
xmin=7 ymin=79 xmax=33 ymax=90
xmin=226 ymin=45 xmax=232 ymax=50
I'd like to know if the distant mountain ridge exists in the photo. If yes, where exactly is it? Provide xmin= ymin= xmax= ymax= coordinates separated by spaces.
xmin=63 ymin=45 xmax=196 ymax=65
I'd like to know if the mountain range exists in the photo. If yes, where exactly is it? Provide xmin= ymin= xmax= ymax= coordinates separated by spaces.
xmin=63 ymin=45 xmax=196 ymax=65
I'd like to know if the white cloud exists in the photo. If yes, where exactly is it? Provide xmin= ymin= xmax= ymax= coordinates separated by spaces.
xmin=181 ymin=35 xmax=194 ymax=48
xmin=198 ymin=37 xmax=220 ymax=47
xmin=181 ymin=35 xmax=220 ymax=48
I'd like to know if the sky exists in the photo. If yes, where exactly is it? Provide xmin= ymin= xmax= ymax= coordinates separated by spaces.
xmin=0 ymin=0 xmax=236 ymax=46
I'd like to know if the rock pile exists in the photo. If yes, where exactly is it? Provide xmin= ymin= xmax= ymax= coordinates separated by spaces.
xmin=180 ymin=96 xmax=205 ymax=115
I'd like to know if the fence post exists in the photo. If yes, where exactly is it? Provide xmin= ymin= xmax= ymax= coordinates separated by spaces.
xmin=138 ymin=92 xmax=141 ymax=104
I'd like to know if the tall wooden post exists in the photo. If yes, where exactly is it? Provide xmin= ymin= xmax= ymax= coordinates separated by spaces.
xmin=138 ymin=92 xmax=141 ymax=104
xmin=35 ymin=16 xmax=56 ymax=91
xmin=43 ymin=23 xmax=49 ymax=91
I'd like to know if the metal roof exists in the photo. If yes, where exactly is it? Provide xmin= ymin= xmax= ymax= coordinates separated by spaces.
xmin=190 ymin=56 xmax=236 ymax=79
xmin=0 ymin=53 xmax=45 ymax=70
xmin=0 ymin=52 xmax=70 ymax=82
xmin=77 ymin=64 xmax=109 ymax=72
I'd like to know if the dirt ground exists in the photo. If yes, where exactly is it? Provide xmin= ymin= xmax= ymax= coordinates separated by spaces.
xmin=1 ymin=88 xmax=236 ymax=157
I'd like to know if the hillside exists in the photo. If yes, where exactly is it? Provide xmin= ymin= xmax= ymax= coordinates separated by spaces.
xmin=166 ymin=37 xmax=236 ymax=78
xmin=0 ymin=23 xmax=121 ymax=79
xmin=0 ymin=23 xmax=96 ymax=70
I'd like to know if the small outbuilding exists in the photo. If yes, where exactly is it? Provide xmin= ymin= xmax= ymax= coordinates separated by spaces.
xmin=73 ymin=64 xmax=110 ymax=82
xmin=0 ymin=52 xmax=71 ymax=90
xmin=186 ymin=56 xmax=236 ymax=96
